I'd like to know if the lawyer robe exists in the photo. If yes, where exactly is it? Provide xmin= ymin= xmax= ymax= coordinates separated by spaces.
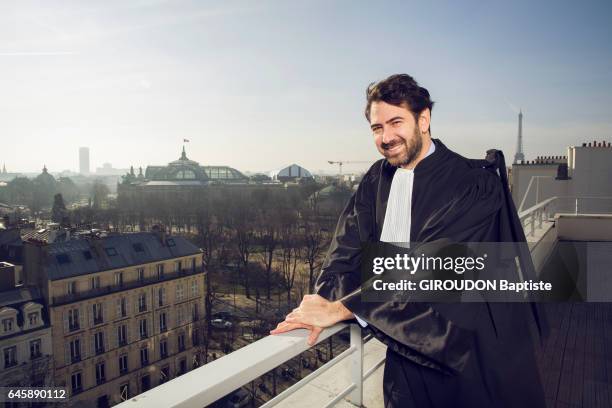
xmin=314 ymin=138 xmax=547 ymax=408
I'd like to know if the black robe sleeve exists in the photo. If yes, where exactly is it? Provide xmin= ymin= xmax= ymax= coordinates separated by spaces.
xmin=315 ymin=167 xmax=507 ymax=375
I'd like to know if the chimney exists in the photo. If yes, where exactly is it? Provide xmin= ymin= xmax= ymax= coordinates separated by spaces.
xmin=152 ymin=225 xmax=167 ymax=245
xmin=555 ymin=163 xmax=569 ymax=180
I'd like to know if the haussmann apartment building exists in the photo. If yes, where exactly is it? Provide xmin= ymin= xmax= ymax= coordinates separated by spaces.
xmin=22 ymin=230 xmax=206 ymax=408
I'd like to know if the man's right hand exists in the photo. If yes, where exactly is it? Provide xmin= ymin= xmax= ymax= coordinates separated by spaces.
xmin=270 ymin=321 xmax=324 ymax=346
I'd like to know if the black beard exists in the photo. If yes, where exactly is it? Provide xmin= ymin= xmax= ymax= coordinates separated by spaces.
xmin=386 ymin=128 xmax=423 ymax=167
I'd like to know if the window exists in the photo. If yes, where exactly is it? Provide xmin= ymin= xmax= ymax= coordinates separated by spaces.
xmin=177 ymin=307 xmax=184 ymax=325
xmin=159 ymin=312 xmax=167 ymax=333
xmin=192 ymin=328 xmax=199 ymax=346
xmin=105 ymin=247 xmax=118 ymax=256
xmin=94 ymin=331 xmax=105 ymax=354
xmin=192 ymin=303 xmax=198 ymax=322
xmin=117 ymin=324 xmax=128 ymax=347
xmin=30 ymin=339 xmax=42 ymax=359
xmin=133 ymin=243 xmax=144 ymax=253
xmin=90 ymin=276 xmax=100 ymax=289
xmin=119 ymin=383 xmax=129 ymax=401
xmin=140 ymin=347 xmax=149 ymax=366
xmin=192 ymin=258 xmax=197 ymax=272
xmin=139 ymin=319 xmax=148 ymax=339
xmin=119 ymin=354 xmax=128 ymax=375
xmin=3 ymin=346 xmax=17 ymax=368
xmin=70 ymin=339 xmax=81 ymax=363
xmin=68 ymin=309 xmax=80 ymax=331
xmin=97 ymin=396 xmax=109 ymax=408
xmin=28 ymin=312 xmax=39 ymax=326
xmin=178 ymin=333 xmax=185 ymax=352
xmin=156 ymin=264 xmax=164 ymax=279
xmin=166 ymin=238 xmax=176 ymax=247
xmin=83 ymin=250 xmax=93 ymax=260
xmin=160 ymin=365 xmax=170 ymax=384
xmin=159 ymin=339 xmax=168 ymax=359
xmin=138 ymin=293 xmax=147 ymax=313
xmin=117 ymin=297 xmax=127 ymax=318
xmin=2 ymin=318 xmax=14 ymax=333
xmin=114 ymin=271 xmax=123 ymax=287
xmin=67 ymin=281 xmax=77 ymax=295
xmin=137 ymin=268 xmax=145 ymax=282
xmin=175 ymin=261 xmax=182 ymax=273
xmin=141 ymin=374 xmax=151 ymax=392
xmin=158 ymin=287 xmax=166 ymax=307
xmin=192 ymin=353 xmax=200 ymax=369
xmin=93 ymin=303 xmax=103 ymax=324
xmin=57 ymin=253 xmax=71 ymax=264
xmin=16 ymin=268 xmax=24 ymax=286
xmin=95 ymin=362 xmax=106 ymax=384
xmin=71 ymin=372 xmax=82 ymax=394
xmin=176 ymin=284 xmax=184 ymax=301
xmin=178 ymin=358 xmax=187 ymax=375
xmin=191 ymin=280 xmax=198 ymax=297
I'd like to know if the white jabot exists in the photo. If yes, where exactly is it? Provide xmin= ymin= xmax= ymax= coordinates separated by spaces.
xmin=355 ymin=140 xmax=436 ymax=328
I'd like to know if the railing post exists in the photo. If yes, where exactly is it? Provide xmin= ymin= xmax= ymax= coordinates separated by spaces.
xmin=538 ymin=208 xmax=543 ymax=229
xmin=348 ymin=324 xmax=363 ymax=407
xmin=575 ymin=198 xmax=578 ymax=215
xmin=530 ymin=212 xmax=535 ymax=236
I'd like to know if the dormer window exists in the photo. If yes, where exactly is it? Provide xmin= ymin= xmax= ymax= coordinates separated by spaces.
xmin=28 ymin=312 xmax=39 ymax=327
xmin=56 ymin=253 xmax=71 ymax=264
xmin=2 ymin=318 xmax=13 ymax=333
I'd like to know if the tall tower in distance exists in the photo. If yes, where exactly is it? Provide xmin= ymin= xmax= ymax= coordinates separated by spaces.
xmin=79 ymin=147 xmax=90 ymax=175
xmin=513 ymin=110 xmax=525 ymax=164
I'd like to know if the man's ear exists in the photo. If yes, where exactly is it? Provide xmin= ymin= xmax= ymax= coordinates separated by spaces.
xmin=418 ymin=109 xmax=431 ymax=134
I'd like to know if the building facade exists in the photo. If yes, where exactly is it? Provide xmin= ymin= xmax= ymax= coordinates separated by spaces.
xmin=512 ymin=140 xmax=612 ymax=210
xmin=23 ymin=231 xmax=206 ymax=407
xmin=0 ymin=283 xmax=53 ymax=392
xmin=80 ymin=148 xmax=90 ymax=176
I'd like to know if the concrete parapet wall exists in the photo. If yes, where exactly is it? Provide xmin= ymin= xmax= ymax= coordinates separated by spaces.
xmin=556 ymin=214 xmax=612 ymax=241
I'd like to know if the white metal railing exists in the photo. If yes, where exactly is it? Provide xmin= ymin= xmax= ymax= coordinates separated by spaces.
xmin=519 ymin=196 xmax=612 ymax=236
xmin=115 ymin=323 xmax=384 ymax=408
xmin=518 ymin=176 xmax=554 ymax=212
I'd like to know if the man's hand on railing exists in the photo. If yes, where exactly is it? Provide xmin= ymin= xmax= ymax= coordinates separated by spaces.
xmin=270 ymin=321 xmax=323 ymax=345
xmin=270 ymin=294 xmax=355 ymax=345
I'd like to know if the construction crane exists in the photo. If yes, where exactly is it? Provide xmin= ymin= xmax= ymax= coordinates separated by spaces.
xmin=327 ymin=160 xmax=370 ymax=176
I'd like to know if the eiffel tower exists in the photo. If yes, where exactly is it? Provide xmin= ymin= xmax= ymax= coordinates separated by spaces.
xmin=513 ymin=110 xmax=525 ymax=164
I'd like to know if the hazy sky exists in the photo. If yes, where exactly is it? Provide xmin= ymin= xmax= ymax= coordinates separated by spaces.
xmin=1 ymin=0 xmax=611 ymax=175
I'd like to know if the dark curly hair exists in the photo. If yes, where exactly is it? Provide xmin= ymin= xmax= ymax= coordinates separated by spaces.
xmin=364 ymin=74 xmax=435 ymax=132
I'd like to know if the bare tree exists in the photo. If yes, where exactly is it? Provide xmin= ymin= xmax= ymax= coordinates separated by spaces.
xmin=279 ymin=214 xmax=300 ymax=307
xmin=228 ymin=192 xmax=256 ymax=299
xmin=300 ymin=218 xmax=329 ymax=294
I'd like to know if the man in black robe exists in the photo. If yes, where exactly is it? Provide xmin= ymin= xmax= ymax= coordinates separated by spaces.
xmin=271 ymin=74 xmax=546 ymax=407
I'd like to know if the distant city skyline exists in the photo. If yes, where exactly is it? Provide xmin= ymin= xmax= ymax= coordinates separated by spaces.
xmin=1 ymin=1 xmax=611 ymax=174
